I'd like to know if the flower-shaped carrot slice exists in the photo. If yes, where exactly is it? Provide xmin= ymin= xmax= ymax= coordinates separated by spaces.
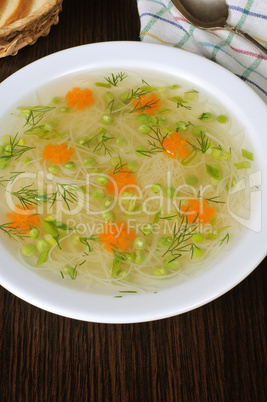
xmin=6 ymin=204 xmax=39 ymax=231
xmin=106 ymin=170 xmax=137 ymax=195
xmin=100 ymin=222 xmax=136 ymax=252
xmin=43 ymin=143 xmax=73 ymax=164
xmin=65 ymin=87 xmax=94 ymax=110
xmin=132 ymin=93 xmax=161 ymax=115
xmin=181 ymin=198 xmax=215 ymax=224
xmin=164 ymin=132 xmax=190 ymax=160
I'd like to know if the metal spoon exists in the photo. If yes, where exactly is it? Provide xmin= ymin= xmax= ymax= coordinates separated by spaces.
xmin=172 ymin=0 xmax=267 ymax=56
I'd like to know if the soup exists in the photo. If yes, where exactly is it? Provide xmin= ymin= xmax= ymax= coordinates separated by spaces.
xmin=0 ymin=71 xmax=255 ymax=293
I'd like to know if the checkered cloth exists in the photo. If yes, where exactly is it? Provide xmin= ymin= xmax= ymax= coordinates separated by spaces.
xmin=137 ymin=0 xmax=267 ymax=103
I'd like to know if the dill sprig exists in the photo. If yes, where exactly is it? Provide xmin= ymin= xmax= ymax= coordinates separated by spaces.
xmin=93 ymin=133 xmax=115 ymax=156
xmin=129 ymin=97 xmax=160 ymax=114
xmin=136 ymin=127 xmax=168 ymax=158
xmin=113 ymin=155 xmax=129 ymax=174
xmin=10 ymin=183 xmax=79 ymax=211
xmin=187 ymin=130 xmax=211 ymax=154
xmin=104 ymin=72 xmax=128 ymax=87
xmin=0 ymin=222 xmax=28 ymax=241
xmin=79 ymin=234 xmax=100 ymax=253
xmin=162 ymin=213 xmax=199 ymax=262
xmin=220 ymin=233 xmax=230 ymax=246
xmin=19 ymin=105 xmax=55 ymax=128
xmin=0 ymin=133 xmax=35 ymax=162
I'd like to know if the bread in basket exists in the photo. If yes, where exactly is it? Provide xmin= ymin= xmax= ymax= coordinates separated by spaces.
xmin=0 ymin=0 xmax=63 ymax=58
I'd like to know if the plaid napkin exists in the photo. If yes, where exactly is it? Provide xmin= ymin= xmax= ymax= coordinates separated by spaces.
xmin=137 ymin=0 xmax=267 ymax=103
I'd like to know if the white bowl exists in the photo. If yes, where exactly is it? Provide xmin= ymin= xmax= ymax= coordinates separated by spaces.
xmin=0 ymin=42 xmax=266 ymax=323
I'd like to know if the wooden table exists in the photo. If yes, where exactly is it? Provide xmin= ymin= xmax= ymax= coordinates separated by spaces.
xmin=0 ymin=1 xmax=266 ymax=400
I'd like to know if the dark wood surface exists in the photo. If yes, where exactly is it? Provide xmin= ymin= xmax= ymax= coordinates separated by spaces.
xmin=0 ymin=1 xmax=266 ymax=401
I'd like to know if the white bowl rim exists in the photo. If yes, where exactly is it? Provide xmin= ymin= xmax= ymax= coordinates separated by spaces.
xmin=0 ymin=41 xmax=266 ymax=323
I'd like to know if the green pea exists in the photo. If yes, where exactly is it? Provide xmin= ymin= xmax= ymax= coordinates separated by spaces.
xmin=102 ymin=211 xmax=115 ymax=222
xmin=48 ymin=165 xmax=59 ymax=175
xmin=64 ymin=161 xmax=76 ymax=171
xmin=158 ymin=116 xmax=167 ymax=126
xmin=192 ymin=233 xmax=204 ymax=243
xmin=0 ymin=146 xmax=3 ymax=154
xmin=119 ymin=91 xmax=132 ymax=104
xmin=186 ymin=175 xmax=198 ymax=186
xmin=149 ymin=116 xmax=158 ymax=125
xmin=163 ymin=257 xmax=180 ymax=271
xmin=78 ymin=137 xmax=90 ymax=146
xmin=83 ymin=156 xmax=96 ymax=167
xmin=157 ymin=236 xmax=172 ymax=248
xmin=135 ymin=145 xmax=146 ymax=156
xmin=21 ymin=244 xmax=36 ymax=257
xmin=102 ymin=197 xmax=114 ymax=210
xmin=4 ymin=145 xmax=12 ymax=155
xmin=60 ymin=107 xmax=70 ymax=113
xmin=92 ymin=189 xmax=105 ymax=199
xmin=136 ymin=114 xmax=149 ymax=124
xmin=127 ymin=160 xmax=140 ymax=172
xmin=23 ymin=157 xmax=32 ymax=164
xmin=91 ymin=167 xmax=102 ymax=173
xmin=193 ymin=247 xmax=204 ymax=258
xmin=44 ymin=234 xmax=57 ymax=246
xmin=151 ymin=183 xmax=162 ymax=194
xmin=134 ymin=250 xmax=146 ymax=265
xmin=134 ymin=237 xmax=146 ymax=250
xmin=101 ymin=114 xmax=114 ymax=125
xmin=96 ymin=175 xmax=109 ymax=186
xmin=141 ymin=223 xmax=153 ymax=236
xmin=125 ymin=253 xmax=135 ymax=262
xmin=29 ymin=228 xmax=39 ymax=240
xmin=111 ymin=156 xmax=120 ymax=167
xmin=153 ymin=266 xmax=168 ymax=276
xmin=52 ymin=96 xmax=61 ymax=104
xmin=216 ymin=114 xmax=228 ymax=124
xmin=17 ymin=138 xmax=25 ymax=146
xmin=36 ymin=240 xmax=50 ymax=252
xmin=103 ymin=91 xmax=114 ymax=103
xmin=71 ymin=234 xmax=81 ymax=246
xmin=198 ymin=112 xmax=214 ymax=122
xmin=2 ymin=135 xmax=12 ymax=144
xmin=192 ymin=126 xmax=206 ymax=137
xmin=139 ymin=125 xmax=151 ymax=135
xmin=116 ymin=137 xmax=128 ymax=147
xmin=175 ymin=121 xmax=188 ymax=131
xmin=0 ymin=159 xmax=8 ymax=169
xmin=163 ymin=186 xmax=176 ymax=199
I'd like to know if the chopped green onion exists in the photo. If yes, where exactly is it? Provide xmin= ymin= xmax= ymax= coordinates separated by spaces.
xmin=241 ymin=149 xmax=254 ymax=161
xmin=41 ymin=220 xmax=58 ymax=236
xmin=175 ymin=121 xmax=188 ymax=131
xmin=136 ymin=114 xmax=149 ymax=124
xmin=235 ymin=161 xmax=250 ymax=169
xmin=141 ymin=223 xmax=153 ymax=236
xmin=206 ymin=164 xmax=221 ymax=180
xmin=95 ymin=82 xmax=111 ymax=88
xmin=37 ymin=249 xmax=49 ymax=266
xmin=43 ymin=234 xmax=57 ymax=246
xmin=184 ymin=90 xmax=197 ymax=101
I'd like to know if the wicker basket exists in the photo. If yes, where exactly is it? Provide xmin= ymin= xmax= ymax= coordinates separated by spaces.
xmin=0 ymin=0 xmax=63 ymax=58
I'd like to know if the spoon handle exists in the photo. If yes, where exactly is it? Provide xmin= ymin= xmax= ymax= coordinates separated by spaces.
xmin=225 ymin=25 xmax=267 ymax=57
